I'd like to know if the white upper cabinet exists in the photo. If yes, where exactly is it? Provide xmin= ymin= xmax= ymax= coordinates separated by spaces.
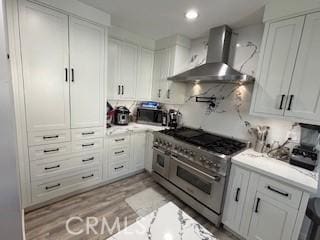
xmin=251 ymin=16 xmax=305 ymax=117
xmin=69 ymin=17 xmax=105 ymax=128
xmin=20 ymin=2 xmax=70 ymax=131
xmin=251 ymin=11 xmax=320 ymax=124
xmin=120 ymin=42 xmax=138 ymax=99
xmin=136 ymin=48 xmax=154 ymax=101
xmin=107 ymin=38 xmax=140 ymax=100
xmin=284 ymin=12 xmax=320 ymax=121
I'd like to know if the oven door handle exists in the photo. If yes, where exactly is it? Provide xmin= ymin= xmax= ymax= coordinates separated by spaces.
xmin=171 ymin=156 xmax=221 ymax=182
xmin=152 ymin=146 xmax=167 ymax=155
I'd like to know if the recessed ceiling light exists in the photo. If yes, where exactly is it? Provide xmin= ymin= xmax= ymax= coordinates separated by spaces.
xmin=185 ymin=9 xmax=198 ymax=20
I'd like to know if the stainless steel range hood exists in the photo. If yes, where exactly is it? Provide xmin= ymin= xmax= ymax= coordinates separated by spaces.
xmin=168 ymin=25 xmax=254 ymax=84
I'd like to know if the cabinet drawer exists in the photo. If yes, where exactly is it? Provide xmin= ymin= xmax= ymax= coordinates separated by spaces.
xmin=28 ymin=129 xmax=70 ymax=146
xmin=72 ymin=138 xmax=103 ymax=153
xmin=109 ymin=135 xmax=130 ymax=147
xmin=31 ymin=168 xmax=101 ymax=203
xmin=30 ymin=152 xmax=102 ymax=181
xmin=29 ymin=142 xmax=72 ymax=161
xmin=109 ymin=161 xmax=129 ymax=178
xmin=71 ymin=127 xmax=104 ymax=141
xmin=110 ymin=146 xmax=130 ymax=162
xmin=257 ymin=176 xmax=302 ymax=209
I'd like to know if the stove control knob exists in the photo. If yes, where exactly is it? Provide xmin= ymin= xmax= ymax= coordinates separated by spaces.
xmin=212 ymin=163 xmax=221 ymax=169
xmin=199 ymin=156 xmax=206 ymax=163
xmin=205 ymin=160 xmax=213 ymax=166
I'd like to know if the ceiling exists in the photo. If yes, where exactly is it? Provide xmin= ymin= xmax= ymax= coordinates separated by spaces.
xmin=79 ymin=0 xmax=267 ymax=40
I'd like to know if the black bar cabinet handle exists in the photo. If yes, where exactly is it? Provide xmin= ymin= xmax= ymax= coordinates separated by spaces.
xmin=167 ymin=89 xmax=170 ymax=99
xmin=44 ymin=165 xmax=60 ymax=170
xmin=82 ymin=174 xmax=94 ymax=179
xmin=235 ymin=188 xmax=240 ymax=202
xmin=114 ymin=165 xmax=124 ymax=170
xmin=82 ymin=143 xmax=94 ymax=147
xmin=43 ymin=135 xmax=59 ymax=140
xmin=43 ymin=148 xmax=59 ymax=153
xmin=255 ymin=198 xmax=261 ymax=213
xmin=45 ymin=183 xmax=61 ymax=190
xmin=115 ymin=138 xmax=125 ymax=142
xmin=115 ymin=150 xmax=124 ymax=155
xmin=65 ymin=68 xmax=68 ymax=82
xmin=71 ymin=68 xmax=74 ymax=82
xmin=82 ymin=132 xmax=95 ymax=136
xmin=279 ymin=94 xmax=285 ymax=110
xmin=82 ymin=157 xmax=94 ymax=162
xmin=287 ymin=95 xmax=294 ymax=111
xmin=118 ymin=85 xmax=121 ymax=95
xmin=267 ymin=186 xmax=289 ymax=197
xmin=122 ymin=85 xmax=124 ymax=95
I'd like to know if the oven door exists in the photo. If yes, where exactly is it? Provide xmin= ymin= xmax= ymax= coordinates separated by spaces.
xmin=169 ymin=155 xmax=225 ymax=213
xmin=152 ymin=146 xmax=170 ymax=179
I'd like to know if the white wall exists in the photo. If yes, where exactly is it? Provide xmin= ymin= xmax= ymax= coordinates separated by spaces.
xmin=0 ymin=0 xmax=23 ymax=239
xmin=167 ymin=24 xmax=296 ymax=146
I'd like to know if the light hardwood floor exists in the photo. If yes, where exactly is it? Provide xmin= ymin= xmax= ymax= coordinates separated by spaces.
xmin=25 ymin=172 xmax=238 ymax=240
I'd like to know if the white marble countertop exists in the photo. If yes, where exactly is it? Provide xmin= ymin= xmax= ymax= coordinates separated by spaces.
xmin=106 ymin=123 xmax=167 ymax=136
xmin=107 ymin=202 xmax=217 ymax=240
xmin=232 ymin=149 xmax=319 ymax=193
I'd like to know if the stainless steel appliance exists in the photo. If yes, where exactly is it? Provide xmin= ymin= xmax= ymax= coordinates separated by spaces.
xmin=168 ymin=109 xmax=181 ymax=129
xmin=152 ymin=127 xmax=249 ymax=225
xmin=290 ymin=123 xmax=320 ymax=171
xmin=168 ymin=25 xmax=254 ymax=84
xmin=114 ymin=106 xmax=130 ymax=125
xmin=136 ymin=101 xmax=167 ymax=126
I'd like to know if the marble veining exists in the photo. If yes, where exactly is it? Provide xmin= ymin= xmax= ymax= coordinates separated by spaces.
xmin=108 ymin=202 xmax=217 ymax=240
xmin=106 ymin=123 xmax=167 ymax=136
xmin=232 ymin=149 xmax=319 ymax=193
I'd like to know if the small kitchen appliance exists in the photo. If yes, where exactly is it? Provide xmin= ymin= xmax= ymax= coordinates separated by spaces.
xmin=168 ymin=109 xmax=181 ymax=128
xmin=290 ymin=123 xmax=320 ymax=171
xmin=114 ymin=106 xmax=130 ymax=125
xmin=136 ymin=101 xmax=167 ymax=126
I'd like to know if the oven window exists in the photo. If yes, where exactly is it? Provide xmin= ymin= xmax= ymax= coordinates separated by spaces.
xmin=138 ymin=109 xmax=162 ymax=123
xmin=156 ymin=155 xmax=165 ymax=168
xmin=176 ymin=166 xmax=212 ymax=195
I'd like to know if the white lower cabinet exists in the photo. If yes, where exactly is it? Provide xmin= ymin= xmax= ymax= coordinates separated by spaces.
xmin=106 ymin=131 xmax=147 ymax=181
xmin=248 ymin=192 xmax=297 ymax=240
xmin=223 ymin=165 xmax=306 ymax=240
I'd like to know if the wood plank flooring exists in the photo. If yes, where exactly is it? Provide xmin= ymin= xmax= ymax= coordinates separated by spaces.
xmin=25 ymin=172 xmax=238 ymax=240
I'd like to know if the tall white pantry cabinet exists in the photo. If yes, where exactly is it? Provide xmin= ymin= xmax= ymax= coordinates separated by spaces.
xmin=9 ymin=0 xmax=108 ymax=207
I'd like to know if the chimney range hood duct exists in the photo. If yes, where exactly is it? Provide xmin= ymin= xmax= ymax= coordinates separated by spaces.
xmin=168 ymin=25 xmax=254 ymax=84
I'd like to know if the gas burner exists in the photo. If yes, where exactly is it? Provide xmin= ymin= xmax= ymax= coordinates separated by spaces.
xmin=159 ymin=127 xmax=247 ymax=156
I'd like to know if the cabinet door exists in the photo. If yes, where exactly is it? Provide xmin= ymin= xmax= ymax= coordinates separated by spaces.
xmin=152 ymin=50 xmax=162 ymax=101
xmin=285 ymin=12 xmax=320 ymax=123
xmin=136 ymin=48 xmax=154 ymax=101
xmin=251 ymin=16 xmax=305 ymax=116
xmin=248 ymin=192 xmax=297 ymax=240
xmin=69 ymin=17 xmax=105 ymax=128
xmin=131 ymin=132 xmax=146 ymax=171
xmin=160 ymin=48 xmax=172 ymax=102
xmin=120 ymin=42 xmax=138 ymax=99
xmin=222 ymin=165 xmax=250 ymax=234
xmin=19 ymin=2 xmax=70 ymax=131
xmin=108 ymin=38 xmax=121 ymax=99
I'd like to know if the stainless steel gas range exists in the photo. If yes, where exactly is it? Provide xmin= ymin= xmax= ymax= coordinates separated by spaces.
xmin=152 ymin=127 xmax=249 ymax=226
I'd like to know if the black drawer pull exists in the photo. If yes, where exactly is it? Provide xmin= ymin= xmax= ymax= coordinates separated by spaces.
xmin=43 ymin=148 xmax=59 ymax=153
xmin=115 ymin=138 xmax=125 ymax=142
xmin=114 ymin=165 xmax=124 ymax=170
xmin=121 ymin=85 xmax=124 ymax=95
xmin=82 ymin=131 xmax=95 ymax=136
xmin=43 ymin=135 xmax=59 ymax=140
xmin=82 ymin=157 xmax=94 ymax=162
xmin=255 ymin=198 xmax=261 ymax=213
xmin=82 ymin=143 xmax=94 ymax=147
xmin=71 ymin=68 xmax=75 ymax=82
xmin=65 ymin=68 xmax=68 ymax=82
xmin=45 ymin=183 xmax=61 ymax=190
xmin=82 ymin=174 xmax=94 ymax=179
xmin=118 ymin=85 xmax=121 ymax=95
xmin=279 ymin=94 xmax=285 ymax=110
xmin=115 ymin=150 xmax=124 ymax=155
xmin=235 ymin=188 xmax=240 ymax=202
xmin=267 ymin=186 xmax=289 ymax=197
xmin=44 ymin=165 xmax=60 ymax=170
